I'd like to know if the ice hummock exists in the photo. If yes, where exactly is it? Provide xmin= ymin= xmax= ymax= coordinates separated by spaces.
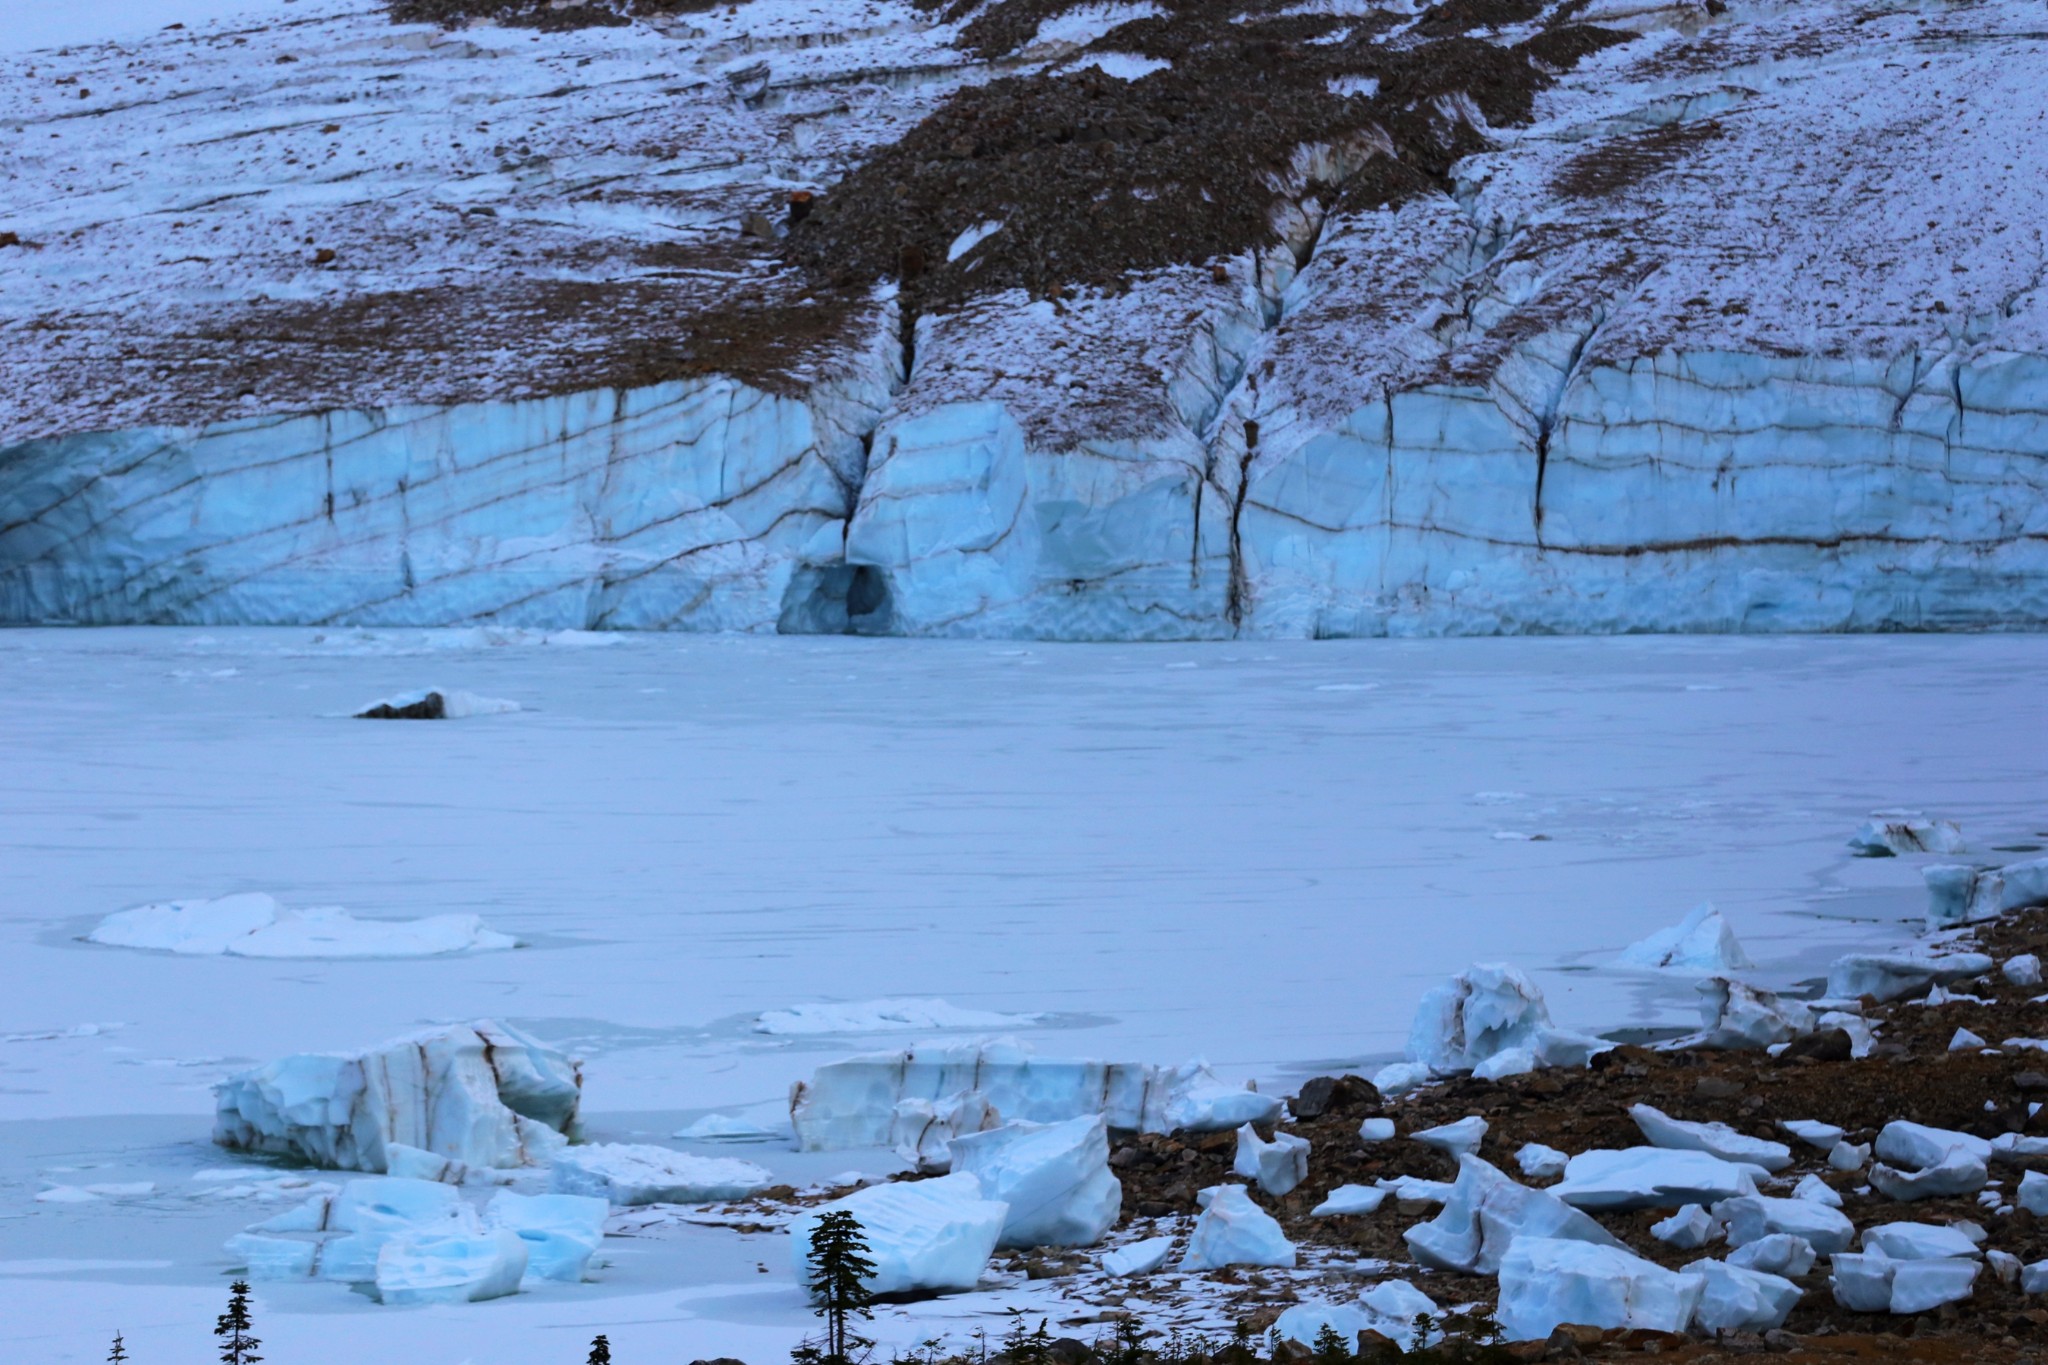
xmin=87 ymin=892 xmax=516 ymax=958
xmin=947 ymin=1117 xmax=1122 ymax=1248
xmin=1615 ymin=904 xmax=1753 ymax=973
xmin=213 ymin=1021 xmax=580 ymax=1172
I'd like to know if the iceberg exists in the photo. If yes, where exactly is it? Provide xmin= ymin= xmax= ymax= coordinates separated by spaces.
xmin=788 ymin=1173 xmax=1007 ymax=1298
xmin=1496 ymin=1238 xmax=1704 ymax=1341
xmin=1180 ymin=1184 xmax=1295 ymax=1270
xmin=788 ymin=1041 xmax=1277 ymax=1150
xmin=1405 ymin=963 xmax=1606 ymax=1074
xmin=1231 ymin=1124 xmax=1311 ymax=1197
xmin=889 ymin=1092 xmax=1002 ymax=1172
xmin=1404 ymin=1155 xmax=1622 ymax=1275
xmin=1630 ymin=1104 xmax=1793 ymax=1173
xmin=549 ymin=1144 xmax=772 ymax=1206
xmin=1686 ymin=1259 xmax=1802 ymax=1333
xmin=1616 ymin=904 xmax=1753 ymax=973
xmin=1552 ymin=1148 xmax=1763 ymax=1211
xmin=213 ymin=1022 xmax=579 ymax=1172
xmin=1925 ymin=856 xmax=2048 ymax=930
xmin=1716 ymin=1195 xmax=1855 ymax=1256
xmin=1669 ymin=978 xmax=1812 ymax=1051
xmin=948 ymin=1117 xmax=1121 ymax=1248
xmin=1826 ymin=951 xmax=1994 ymax=1003
xmin=483 ymin=1191 xmax=608 ymax=1283
xmin=1848 ymin=813 xmax=1966 ymax=858
xmin=374 ymin=1228 xmax=528 ymax=1306
xmin=87 ymin=892 xmax=515 ymax=958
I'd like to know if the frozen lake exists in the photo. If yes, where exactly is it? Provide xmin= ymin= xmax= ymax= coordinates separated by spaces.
xmin=2 ymin=628 xmax=2043 ymax=1361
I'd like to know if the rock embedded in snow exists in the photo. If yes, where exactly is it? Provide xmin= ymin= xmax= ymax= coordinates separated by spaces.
xmin=1406 ymin=963 xmax=1606 ymax=1074
xmin=1848 ymin=813 xmax=1966 ymax=858
xmin=948 ymin=1117 xmax=1121 ymax=1248
xmin=1687 ymin=1259 xmax=1803 ymax=1333
xmin=1630 ymin=1104 xmax=1793 ymax=1173
xmin=789 ymin=1173 xmax=1007 ymax=1298
xmin=375 ymin=1229 xmax=528 ymax=1306
xmin=1405 ymin=1155 xmax=1622 ymax=1275
xmin=1496 ymin=1238 xmax=1704 ymax=1341
xmin=1311 ymin=1184 xmax=1388 ymax=1217
xmin=1925 ymin=857 xmax=2048 ymax=931
xmin=550 ymin=1144 xmax=771 ymax=1207
xmin=483 ymin=1191 xmax=608 ymax=1283
xmin=1616 ymin=903 xmax=1753 ymax=972
xmin=1727 ymin=1233 xmax=1817 ymax=1277
xmin=1099 ymin=1235 xmax=1173 ymax=1277
xmin=88 ymin=892 xmax=515 ymax=959
xmin=1516 ymin=1143 xmax=1568 ymax=1181
xmin=356 ymin=689 xmax=521 ymax=720
xmin=1552 ymin=1147 xmax=1763 ymax=1212
xmin=1674 ymin=978 xmax=1812 ymax=1051
xmin=788 ymin=1042 xmax=1277 ymax=1150
xmin=1411 ymin=1115 xmax=1487 ymax=1160
xmin=214 ymin=1021 xmax=579 ymax=1172
xmin=1230 ymin=1124 xmax=1310 ymax=1197
xmin=1717 ymin=1195 xmax=1856 ymax=1256
xmin=1181 ymin=1184 xmax=1295 ymax=1270
xmin=1651 ymin=1204 xmax=1718 ymax=1251
xmin=1826 ymin=952 xmax=1995 ymax=1004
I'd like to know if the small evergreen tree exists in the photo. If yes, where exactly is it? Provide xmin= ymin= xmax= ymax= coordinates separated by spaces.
xmin=805 ymin=1211 xmax=877 ymax=1364
xmin=1311 ymin=1324 xmax=1349 ymax=1361
xmin=214 ymin=1282 xmax=261 ymax=1365
xmin=588 ymin=1335 xmax=612 ymax=1365
xmin=1111 ymin=1318 xmax=1148 ymax=1365
xmin=108 ymin=1332 xmax=129 ymax=1365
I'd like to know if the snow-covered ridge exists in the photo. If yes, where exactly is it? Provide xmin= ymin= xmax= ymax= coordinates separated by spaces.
xmin=4 ymin=0 xmax=2045 ymax=636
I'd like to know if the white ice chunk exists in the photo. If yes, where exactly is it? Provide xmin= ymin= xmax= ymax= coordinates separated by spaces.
xmin=1371 ymin=1062 xmax=1432 ymax=1096
xmin=1099 ymin=1236 xmax=1172 ymax=1277
xmin=2018 ymin=1170 xmax=2048 ymax=1215
xmin=1358 ymin=1117 xmax=1396 ymax=1142
xmin=1888 ymin=1257 xmax=1981 ymax=1313
xmin=1630 ymin=1104 xmax=1793 ymax=1173
xmin=1951 ymin=1028 xmax=1988 ymax=1051
xmin=550 ymin=1144 xmax=771 ymax=1207
xmin=1516 ymin=1143 xmax=1568 ymax=1180
xmin=890 ymin=1092 xmax=1000 ymax=1172
xmin=1651 ymin=1204 xmax=1717 ymax=1250
xmin=1311 ymin=1184 xmax=1387 ymax=1217
xmin=1231 ymin=1124 xmax=1310 ymax=1197
xmin=356 ymin=688 xmax=521 ymax=720
xmin=1687 ymin=1259 xmax=1802 ymax=1332
xmin=1473 ymin=1047 xmax=1538 ymax=1081
xmin=1180 ymin=1184 xmax=1295 ymax=1270
xmin=1553 ymin=1148 xmax=1763 ymax=1211
xmin=1925 ymin=857 xmax=2048 ymax=931
xmin=1827 ymin=952 xmax=1994 ymax=1003
xmin=1877 ymin=1121 xmax=1995 ymax=1170
xmin=2005 ymin=954 xmax=2045 ymax=988
xmin=1727 ymin=1233 xmax=1816 ymax=1277
xmin=1989 ymin=1249 xmax=2023 ymax=1285
xmin=1357 ymin=1280 xmax=1444 ymax=1352
xmin=2027 ymin=1261 xmax=2048 ymax=1295
xmin=1717 ymin=1195 xmax=1856 ymax=1256
xmin=1994 ymin=1133 xmax=2048 ymax=1161
xmin=788 ymin=1172 xmax=1007 ymax=1297
xmin=386 ymin=1144 xmax=468 ymax=1185
xmin=1617 ymin=903 xmax=1753 ymax=973
xmin=89 ymin=892 xmax=514 ymax=959
xmin=1496 ymin=1238 xmax=1704 ymax=1341
xmin=483 ymin=1191 xmax=607 ymax=1283
xmin=946 ymin=221 xmax=1004 ymax=264
xmin=1406 ymin=964 xmax=1606 ymax=1073
xmin=1780 ymin=1119 xmax=1844 ymax=1151
xmin=375 ymin=1228 xmax=527 ymax=1305
xmin=673 ymin=1114 xmax=777 ymax=1142
xmin=1829 ymin=1141 xmax=1871 ymax=1172
xmin=224 ymin=1233 xmax=321 ymax=1280
xmin=1671 ymin=978 xmax=1812 ymax=1051
xmin=1411 ymin=1116 xmax=1487 ymax=1160
xmin=1404 ymin=1155 xmax=1622 ymax=1274
xmin=1831 ymin=1251 xmax=1896 ymax=1311
xmin=251 ymin=1192 xmax=337 ymax=1233
xmin=317 ymin=1176 xmax=480 ymax=1283
xmin=214 ymin=1021 xmax=579 ymax=1172
xmin=1376 ymin=1175 xmax=1453 ymax=1204
xmin=1848 ymin=813 xmax=1966 ymax=857
xmin=1793 ymin=1174 xmax=1843 ymax=1208
xmin=948 ymin=1116 xmax=1121 ymax=1248
xmin=1863 ymin=1222 xmax=1982 ymax=1261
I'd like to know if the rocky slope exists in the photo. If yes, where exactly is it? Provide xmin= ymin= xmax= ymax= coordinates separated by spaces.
xmin=2 ymin=0 xmax=2043 ymax=634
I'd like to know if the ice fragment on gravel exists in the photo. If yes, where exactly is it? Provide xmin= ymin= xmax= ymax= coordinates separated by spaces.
xmin=790 ymin=1172 xmax=1007 ymax=1297
xmin=482 ymin=1191 xmax=607 ymax=1283
xmin=2019 ymin=1170 xmax=2048 ymax=1215
xmin=949 ymin=1116 xmax=1121 ymax=1247
xmin=1180 ymin=1184 xmax=1295 ymax=1269
xmin=1376 ymin=1175 xmax=1453 ymax=1204
xmin=214 ymin=1021 xmax=579 ymax=1172
xmin=1793 ymin=1174 xmax=1843 ymax=1207
xmin=1825 ymin=951 xmax=1994 ymax=1003
xmin=1862 ymin=1221 xmax=1983 ymax=1261
xmin=1686 ymin=1259 xmax=1803 ymax=1332
xmin=1406 ymin=963 xmax=1606 ymax=1073
xmin=1830 ymin=1141 xmax=1871 ymax=1172
xmin=1616 ymin=903 xmax=1753 ymax=972
xmin=1868 ymin=1122 xmax=1991 ymax=1200
xmin=1888 ymin=1257 xmax=1981 ymax=1313
xmin=1411 ymin=1115 xmax=1487 ymax=1159
xmin=1651 ymin=1204 xmax=1717 ymax=1250
xmin=1830 ymin=1252 xmax=1896 ymax=1311
xmin=1717 ymin=1195 xmax=1856 ymax=1256
xmin=89 ymin=892 xmax=515 ymax=959
xmin=1671 ymin=977 xmax=1811 ymax=1051
xmin=550 ymin=1144 xmax=771 ymax=1206
xmin=1951 ymin=1027 xmax=1988 ymax=1051
xmin=2027 ymin=1261 xmax=2048 ymax=1295
xmin=1370 ymin=1062 xmax=1431 ymax=1096
xmin=1312 ymin=1184 xmax=1388 ymax=1217
xmin=1848 ymin=813 xmax=1965 ymax=857
xmin=2005 ymin=954 xmax=2044 ymax=988
xmin=1727 ymin=1233 xmax=1816 ymax=1277
xmin=374 ymin=1228 xmax=527 ymax=1305
xmin=1496 ymin=1238 xmax=1704 ymax=1341
xmin=1231 ymin=1123 xmax=1310 ymax=1197
xmin=1099 ymin=1235 xmax=1173 ymax=1276
xmin=1925 ymin=856 xmax=2048 ymax=930
xmin=1405 ymin=1155 xmax=1622 ymax=1274
xmin=1358 ymin=1117 xmax=1396 ymax=1142
xmin=1630 ymin=1103 xmax=1793 ymax=1172
xmin=1516 ymin=1143 xmax=1568 ymax=1180
xmin=1472 ymin=1046 xmax=1538 ymax=1081
xmin=1780 ymin=1119 xmax=1844 ymax=1151
xmin=1553 ymin=1148 xmax=1763 ymax=1211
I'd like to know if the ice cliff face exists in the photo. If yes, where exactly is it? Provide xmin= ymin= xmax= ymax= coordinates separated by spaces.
xmin=3 ymin=0 xmax=2044 ymax=636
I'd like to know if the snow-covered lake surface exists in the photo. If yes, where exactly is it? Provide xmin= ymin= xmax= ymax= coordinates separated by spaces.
xmin=2 ymin=628 xmax=2044 ymax=1361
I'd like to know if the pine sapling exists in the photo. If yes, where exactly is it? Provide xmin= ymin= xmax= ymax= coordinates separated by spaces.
xmin=587 ymin=1335 xmax=612 ymax=1365
xmin=108 ymin=1332 xmax=129 ymax=1365
xmin=214 ymin=1281 xmax=261 ymax=1365
xmin=805 ymin=1209 xmax=877 ymax=1365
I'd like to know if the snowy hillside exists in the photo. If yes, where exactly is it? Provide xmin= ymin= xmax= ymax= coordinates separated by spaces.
xmin=2 ymin=0 xmax=2044 ymax=635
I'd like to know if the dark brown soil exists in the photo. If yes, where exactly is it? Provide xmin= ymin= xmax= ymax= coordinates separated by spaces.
xmin=1551 ymin=118 xmax=1727 ymax=201
xmin=388 ymin=0 xmax=726 ymax=30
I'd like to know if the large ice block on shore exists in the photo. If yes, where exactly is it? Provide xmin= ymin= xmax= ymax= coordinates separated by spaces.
xmin=1180 ymin=1184 xmax=1295 ymax=1270
xmin=550 ymin=1144 xmax=772 ymax=1207
xmin=1616 ymin=904 xmax=1753 ymax=973
xmin=788 ymin=1173 xmax=1008 ymax=1297
xmin=948 ymin=1117 xmax=1121 ymax=1249
xmin=1404 ymin=1155 xmax=1623 ymax=1275
xmin=1406 ymin=964 xmax=1607 ymax=1074
xmin=1497 ymin=1238 xmax=1704 ymax=1341
xmin=484 ymin=1191 xmax=609 ymax=1283
xmin=375 ymin=1228 xmax=528 ymax=1306
xmin=789 ymin=1040 xmax=1278 ymax=1150
xmin=213 ymin=1021 xmax=580 ymax=1172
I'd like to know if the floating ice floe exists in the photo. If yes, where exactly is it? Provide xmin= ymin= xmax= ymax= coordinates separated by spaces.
xmin=789 ymin=1173 xmax=1007 ymax=1297
xmin=87 ymin=892 xmax=515 ymax=959
xmin=214 ymin=1021 xmax=580 ymax=1172
xmin=1496 ymin=1238 xmax=1703 ymax=1341
xmin=1405 ymin=963 xmax=1608 ymax=1074
xmin=1825 ymin=951 xmax=1993 ymax=1003
xmin=355 ymin=689 xmax=521 ymax=720
xmin=788 ymin=1041 xmax=1278 ymax=1150
xmin=1180 ymin=1184 xmax=1295 ymax=1270
xmin=1552 ymin=1148 xmax=1764 ymax=1212
xmin=483 ymin=1191 xmax=608 ymax=1283
xmin=1411 ymin=1115 xmax=1487 ymax=1159
xmin=1651 ymin=1204 xmax=1717 ymax=1250
xmin=1848 ymin=813 xmax=1966 ymax=858
xmin=550 ymin=1144 xmax=771 ymax=1207
xmin=1717 ymin=1195 xmax=1856 ymax=1255
xmin=1630 ymin=1104 xmax=1793 ymax=1172
xmin=754 ymin=998 xmax=1042 ymax=1035
xmin=1405 ymin=1156 xmax=1622 ymax=1274
xmin=673 ymin=1114 xmax=778 ymax=1142
xmin=1727 ymin=1233 xmax=1816 ymax=1277
xmin=1516 ymin=1143 xmax=1568 ymax=1181
xmin=949 ymin=1116 xmax=1120 ymax=1248
xmin=1231 ymin=1123 xmax=1310 ymax=1197
xmin=1273 ymin=1281 xmax=1442 ymax=1353
xmin=1924 ymin=856 xmax=2048 ymax=930
xmin=1686 ymin=1259 xmax=1802 ymax=1332
xmin=1668 ymin=978 xmax=1812 ymax=1051
xmin=1099 ymin=1235 xmax=1173 ymax=1276
xmin=1312 ymin=1184 xmax=1387 ymax=1217
xmin=1616 ymin=904 xmax=1753 ymax=973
